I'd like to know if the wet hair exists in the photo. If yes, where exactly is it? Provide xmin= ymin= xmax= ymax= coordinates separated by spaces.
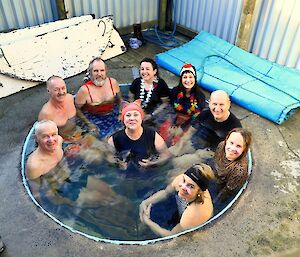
xmin=140 ymin=57 xmax=160 ymax=78
xmin=224 ymin=128 xmax=252 ymax=160
xmin=185 ymin=163 xmax=215 ymax=204
xmin=46 ymin=75 xmax=64 ymax=89
xmin=83 ymin=57 xmax=105 ymax=82
xmin=34 ymin=120 xmax=58 ymax=137
xmin=177 ymin=64 xmax=201 ymax=96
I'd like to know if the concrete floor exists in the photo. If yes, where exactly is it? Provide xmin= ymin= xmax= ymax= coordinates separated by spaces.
xmin=0 ymin=41 xmax=299 ymax=257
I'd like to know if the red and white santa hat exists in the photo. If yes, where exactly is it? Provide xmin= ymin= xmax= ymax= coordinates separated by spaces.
xmin=180 ymin=63 xmax=196 ymax=76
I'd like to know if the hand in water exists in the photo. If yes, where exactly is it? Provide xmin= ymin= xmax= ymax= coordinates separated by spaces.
xmin=89 ymin=124 xmax=99 ymax=136
xmin=139 ymin=201 xmax=152 ymax=222
xmin=142 ymin=204 xmax=152 ymax=224
xmin=116 ymin=158 xmax=128 ymax=170
xmin=139 ymin=157 xmax=156 ymax=168
xmin=64 ymin=144 xmax=81 ymax=157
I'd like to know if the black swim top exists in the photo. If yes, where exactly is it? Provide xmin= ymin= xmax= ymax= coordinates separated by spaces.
xmin=112 ymin=126 xmax=156 ymax=163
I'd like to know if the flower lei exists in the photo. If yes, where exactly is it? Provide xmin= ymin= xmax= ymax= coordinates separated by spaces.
xmin=139 ymin=78 xmax=158 ymax=108
xmin=174 ymin=91 xmax=200 ymax=118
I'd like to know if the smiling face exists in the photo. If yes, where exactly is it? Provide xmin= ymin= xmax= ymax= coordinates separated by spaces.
xmin=123 ymin=110 xmax=143 ymax=130
xmin=225 ymin=132 xmax=245 ymax=161
xmin=181 ymin=71 xmax=195 ymax=90
xmin=36 ymin=122 xmax=59 ymax=152
xmin=140 ymin=61 xmax=157 ymax=83
xmin=48 ymin=77 xmax=67 ymax=103
xmin=90 ymin=60 xmax=107 ymax=86
xmin=209 ymin=91 xmax=231 ymax=122
xmin=178 ymin=174 xmax=200 ymax=202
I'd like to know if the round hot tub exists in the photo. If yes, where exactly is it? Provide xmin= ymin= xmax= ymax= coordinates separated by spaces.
xmin=21 ymin=87 xmax=252 ymax=245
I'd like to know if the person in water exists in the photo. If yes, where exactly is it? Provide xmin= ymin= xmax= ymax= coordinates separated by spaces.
xmin=213 ymin=127 xmax=252 ymax=201
xmin=129 ymin=57 xmax=171 ymax=119
xmin=158 ymin=63 xmax=206 ymax=147
xmin=108 ymin=100 xmax=171 ymax=169
xmin=26 ymin=120 xmax=125 ymax=208
xmin=75 ymin=57 xmax=122 ymax=138
xmin=171 ymin=63 xmax=206 ymax=126
xmin=139 ymin=163 xmax=215 ymax=236
xmin=38 ymin=76 xmax=84 ymax=139
xmin=191 ymin=90 xmax=242 ymax=149
xmin=26 ymin=120 xmax=64 ymax=180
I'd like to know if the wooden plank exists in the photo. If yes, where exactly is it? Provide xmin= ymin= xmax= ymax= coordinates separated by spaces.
xmin=0 ymin=15 xmax=92 ymax=45
xmin=0 ymin=17 xmax=114 ymax=81
xmin=0 ymin=74 xmax=39 ymax=99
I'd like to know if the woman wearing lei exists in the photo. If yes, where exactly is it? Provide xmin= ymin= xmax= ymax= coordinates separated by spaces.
xmin=129 ymin=57 xmax=171 ymax=120
xmin=171 ymin=63 xmax=206 ymax=126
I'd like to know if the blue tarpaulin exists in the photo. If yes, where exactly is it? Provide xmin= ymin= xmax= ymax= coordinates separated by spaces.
xmin=156 ymin=31 xmax=300 ymax=124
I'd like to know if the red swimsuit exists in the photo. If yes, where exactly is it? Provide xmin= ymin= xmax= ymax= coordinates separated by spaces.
xmin=82 ymin=78 xmax=115 ymax=115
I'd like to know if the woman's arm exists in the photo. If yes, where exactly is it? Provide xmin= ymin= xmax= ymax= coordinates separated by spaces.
xmin=142 ymin=214 xmax=184 ymax=237
xmin=139 ymin=183 xmax=174 ymax=221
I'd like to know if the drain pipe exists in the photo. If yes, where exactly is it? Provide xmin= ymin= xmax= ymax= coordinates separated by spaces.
xmin=159 ymin=0 xmax=168 ymax=31
xmin=235 ymin=0 xmax=257 ymax=50
xmin=55 ymin=0 xmax=67 ymax=20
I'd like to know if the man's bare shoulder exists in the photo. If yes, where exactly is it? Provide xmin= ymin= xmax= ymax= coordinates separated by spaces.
xmin=75 ymin=85 xmax=88 ymax=99
xmin=66 ymin=93 xmax=75 ymax=100
xmin=109 ymin=78 xmax=120 ymax=92
xmin=65 ymin=94 xmax=76 ymax=107
xmin=38 ymin=101 xmax=53 ymax=121
xmin=26 ymin=151 xmax=43 ymax=180
xmin=109 ymin=77 xmax=119 ymax=86
xmin=78 ymin=83 xmax=89 ymax=93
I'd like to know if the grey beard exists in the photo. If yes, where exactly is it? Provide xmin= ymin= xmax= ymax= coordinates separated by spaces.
xmin=93 ymin=78 xmax=106 ymax=86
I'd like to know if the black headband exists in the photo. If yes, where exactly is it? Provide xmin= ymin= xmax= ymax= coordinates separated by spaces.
xmin=184 ymin=166 xmax=209 ymax=191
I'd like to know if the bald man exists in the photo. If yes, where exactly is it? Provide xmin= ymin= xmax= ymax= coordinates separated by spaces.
xmin=26 ymin=120 xmax=64 ymax=180
xmin=38 ymin=76 xmax=77 ymax=137
xmin=192 ymin=90 xmax=242 ymax=148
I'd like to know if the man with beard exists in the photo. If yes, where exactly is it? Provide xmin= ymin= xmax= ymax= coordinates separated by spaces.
xmin=75 ymin=57 xmax=123 ymax=138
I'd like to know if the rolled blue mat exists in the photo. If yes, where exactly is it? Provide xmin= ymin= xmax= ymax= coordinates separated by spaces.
xmin=156 ymin=31 xmax=300 ymax=124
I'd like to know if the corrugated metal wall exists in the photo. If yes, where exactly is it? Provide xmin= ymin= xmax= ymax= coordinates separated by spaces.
xmin=174 ymin=0 xmax=244 ymax=44
xmin=0 ymin=0 xmax=299 ymax=69
xmin=64 ymin=0 xmax=159 ymax=28
xmin=0 ymin=0 xmax=57 ymax=31
xmin=174 ymin=0 xmax=300 ymax=69
xmin=249 ymin=0 xmax=300 ymax=69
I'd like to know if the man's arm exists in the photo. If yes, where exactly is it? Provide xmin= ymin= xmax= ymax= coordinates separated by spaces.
xmin=75 ymin=86 xmax=87 ymax=108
